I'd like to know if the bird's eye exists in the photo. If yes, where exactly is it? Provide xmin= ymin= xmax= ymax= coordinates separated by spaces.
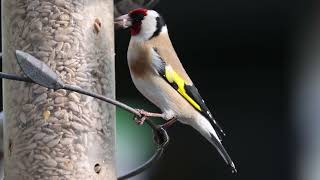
xmin=130 ymin=13 xmax=145 ymax=23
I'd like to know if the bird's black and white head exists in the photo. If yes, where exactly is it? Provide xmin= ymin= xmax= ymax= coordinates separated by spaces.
xmin=115 ymin=8 xmax=167 ymax=40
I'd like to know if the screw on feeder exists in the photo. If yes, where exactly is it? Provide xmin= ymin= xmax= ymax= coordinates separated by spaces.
xmin=94 ymin=163 xmax=102 ymax=174
xmin=94 ymin=18 xmax=102 ymax=33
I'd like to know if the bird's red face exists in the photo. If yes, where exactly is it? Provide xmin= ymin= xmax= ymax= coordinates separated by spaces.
xmin=114 ymin=8 xmax=148 ymax=36
xmin=128 ymin=8 xmax=148 ymax=35
xmin=115 ymin=8 xmax=166 ymax=40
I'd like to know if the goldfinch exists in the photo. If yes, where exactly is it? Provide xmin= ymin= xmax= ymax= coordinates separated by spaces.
xmin=115 ymin=8 xmax=236 ymax=172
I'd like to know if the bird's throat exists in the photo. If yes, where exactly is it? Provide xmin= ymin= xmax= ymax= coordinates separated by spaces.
xmin=130 ymin=23 xmax=141 ymax=36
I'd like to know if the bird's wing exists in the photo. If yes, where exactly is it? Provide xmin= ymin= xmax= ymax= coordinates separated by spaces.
xmin=148 ymin=32 xmax=193 ymax=84
xmin=151 ymin=48 xmax=226 ymax=139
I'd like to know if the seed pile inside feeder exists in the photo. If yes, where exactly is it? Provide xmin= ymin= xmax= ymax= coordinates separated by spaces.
xmin=2 ymin=0 xmax=116 ymax=179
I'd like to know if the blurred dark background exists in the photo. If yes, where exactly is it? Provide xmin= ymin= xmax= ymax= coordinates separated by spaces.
xmin=115 ymin=0 xmax=314 ymax=180
xmin=0 ymin=0 xmax=316 ymax=179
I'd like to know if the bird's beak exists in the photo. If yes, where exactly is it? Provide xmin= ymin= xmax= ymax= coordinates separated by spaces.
xmin=114 ymin=14 xmax=132 ymax=29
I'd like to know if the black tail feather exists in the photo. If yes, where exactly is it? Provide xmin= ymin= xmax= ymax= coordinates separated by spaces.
xmin=212 ymin=119 xmax=226 ymax=138
xmin=210 ymin=133 xmax=237 ymax=173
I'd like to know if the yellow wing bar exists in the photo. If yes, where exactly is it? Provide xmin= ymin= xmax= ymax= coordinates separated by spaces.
xmin=164 ymin=66 xmax=201 ymax=111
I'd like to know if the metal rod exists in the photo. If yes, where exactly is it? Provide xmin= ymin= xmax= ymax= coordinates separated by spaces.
xmin=0 ymin=74 xmax=168 ymax=180
xmin=0 ymin=58 xmax=168 ymax=179
xmin=63 ymin=84 xmax=169 ymax=179
xmin=63 ymin=84 xmax=140 ymax=117
xmin=0 ymin=72 xmax=32 ymax=83
xmin=62 ymin=84 xmax=169 ymax=146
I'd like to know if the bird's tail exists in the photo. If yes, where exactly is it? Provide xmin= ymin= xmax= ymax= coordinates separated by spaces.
xmin=191 ymin=114 xmax=237 ymax=173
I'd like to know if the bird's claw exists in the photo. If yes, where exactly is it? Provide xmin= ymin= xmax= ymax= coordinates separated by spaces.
xmin=134 ymin=109 xmax=149 ymax=125
xmin=136 ymin=109 xmax=152 ymax=117
xmin=134 ymin=115 xmax=147 ymax=125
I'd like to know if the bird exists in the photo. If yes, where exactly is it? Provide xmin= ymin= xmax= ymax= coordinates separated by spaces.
xmin=115 ymin=8 xmax=236 ymax=173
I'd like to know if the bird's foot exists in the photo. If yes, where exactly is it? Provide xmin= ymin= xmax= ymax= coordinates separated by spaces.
xmin=136 ymin=109 xmax=163 ymax=118
xmin=134 ymin=115 xmax=147 ymax=125
xmin=134 ymin=109 xmax=163 ymax=125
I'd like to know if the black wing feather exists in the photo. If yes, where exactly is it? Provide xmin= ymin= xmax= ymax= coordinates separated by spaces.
xmin=152 ymin=48 xmax=226 ymax=139
xmin=184 ymin=85 xmax=226 ymax=138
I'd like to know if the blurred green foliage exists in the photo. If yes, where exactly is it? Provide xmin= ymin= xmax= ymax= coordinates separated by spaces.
xmin=116 ymin=99 xmax=159 ymax=165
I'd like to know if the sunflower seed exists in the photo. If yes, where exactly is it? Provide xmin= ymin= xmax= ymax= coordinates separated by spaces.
xmin=44 ymin=159 xmax=57 ymax=167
